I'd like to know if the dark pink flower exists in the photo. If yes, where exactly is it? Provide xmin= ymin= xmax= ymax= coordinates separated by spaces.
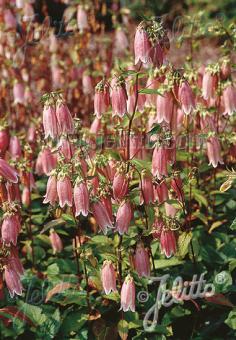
xmin=113 ymin=171 xmax=129 ymax=201
xmin=101 ymin=260 xmax=117 ymax=294
xmin=13 ymin=83 xmax=25 ymax=105
xmin=140 ymin=172 xmax=154 ymax=205
xmin=0 ymin=129 xmax=9 ymax=156
xmin=0 ymin=159 xmax=18 ymax=183
xmin=120 ymin=275 xmax=135 ymax=312
xmin=171 ymin=176 xmax=184 ymax=201
xmin=154 ymin=180 xmax=169 ymax=203
xmin=4 ymin=265 xmax=23 ymax=298
xmin=74 ymin=181 xmax=89 ymax=217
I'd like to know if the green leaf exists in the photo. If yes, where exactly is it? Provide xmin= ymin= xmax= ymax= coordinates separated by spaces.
xmin=154 ymin=258 xmax=184 ymax=269
xmin=176 ymin=232 xmax=192 ymax=258
xmin=230 ymin=217 xmax=236 ymax=230
xmin=118 ymin=320 xmax=129 ymax=340
xmin=138 ymin=88 xmax=163 ymax=95
xmin=47 ymin=263 xmax=60 ymax=276
xmin=225 ymin=311 xmax=236 ymax=330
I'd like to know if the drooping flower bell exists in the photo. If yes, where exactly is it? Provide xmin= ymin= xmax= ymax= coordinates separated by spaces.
xmin=156 ymin=90 xmax=174 ymax=124
xmin=178 ymin=81 xmax=195 ymax=115
xmin=82 ymin=73 xmax=93 ymax=95
xmin=4 ymin=263 xmax=23 ymax=298
xmin=0 ymin=159 xmax=18 ymax=183
xmin=1 ymin=211 xmax=21 ymax=246
xmin=43 ymin=103 xmax=58 ymax=139
xmin=134 ymin=243 xmax=150 ymax=277
xmin=9 ymin=136 xmax=22 ymax=160
xmin=160 ymin=228 xmax=177 ymax=258
xmin=101 ymin=260 xmax=117 ymax=294
xmin=134 ymin=24 xmax=152 ymax=65
xmin=0 ymin=128 xmax=9 ymax=156
xmin=43 ymin=175 xmax=58 ymax=205
xmin=94 ymin=80 xmax=110 ymax=119
xmin=154 ymin=180 xmax=169 ymax=203
xmin=120 ymin=275 xmax=135 ymax=312
xmin=112 ymin=171 xmax=129 ymax=201
xmin=152 ymin=146 xmax=168 ymax=179
xmin=140 ymin=171 xmax=154 ymax=205
xmin=74 ymin=180 xmax=89 ymax=217
xmin=13 ymin=83 xmax=25 ymax=105
xmin=202 ymin=68 xmax=218 ymax=101
xmin=222 ymin=83 xmax=236 ymax=116
xmin=116 ymin=200 xmax=133 ymax=235
xmin=49 ymin=229 xmax=63 ymax=254
xmin=110 ymin=77 xmax=127 ymax=118
xmin=57 ymin=175 xmax=73 ymax=208
xmin=56 ymin=101 xmax=74 ymax=135
xmin=207 ymin=136 xmax=224 ymax=168
xmin=91 ymin=199 xmax=113 ymax=234
xmin=40 ymin=147 xmax=57 ymax=175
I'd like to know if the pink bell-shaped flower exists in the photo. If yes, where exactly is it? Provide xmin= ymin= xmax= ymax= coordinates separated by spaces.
xmin=140 ymin=172 xmax=154 ymax=205
xmin=43 ymin=175 xmax=58 ymax=205
xmin=43 ymin=104 xmax=58 ymax=139
xmin=4 ymin=265 xmax=23 ymax=298
xmin=0 ymin=129 xmax=10 ymax=156
xmin=56 ymin=102 xmax=74 ymax=135
xmin=178 ymin=81 xmax=195 ymax=115
xmin=111 ymin=77 xmax=127 ymax=118
xmin=0 ymin=159 xmax=18 ymax=183
xmin=152 ymin=147 xmax=168 ymax=179
xmin=207 ymin=136 xmax=224 ymax=168
xmin=156 ymin=91 xmax=174 ymax=124
xmin=74 ymin=180 xmax=89 ymax=217
xmin=116 ymin=200 xmax=133 ymax=235
xmin=49 ymin=229 xmax=63 ymax=254
xmin=222 ymin=84 xmax=236 ymax=116
xmin=134 ymin=25 xmax=151 ymax=65
xmin=120 ymin=275 xmax=135 ymax=312
xmin=13 ymin=83 xmax=25 ymax=105
xmin=113 ymin=171 xmax=129 ymax=201
xmin=160 ymin=229 xmax=177 ymax=258
xmin=41 ymin=148 xmax=57 ymax=175
xmin=57 ymin=175 xmax=73 ymax=208
xmin=94 ymin=81 xmax=110 ymax=118
xmin=1 ymin=213 xmax=21 ymax=246
xmin=9 ymin=136 xmax=22 ymax=160
xmin=101 ymin=260 xmax=117 ymax=294
xmin=154 ymin=180 xmax=169 ymax=203
xmin=77 ymin=5 xmax=88 ymax=33
xmin=134 ymin=243 xmax=150 ymax=277
xmin=91 ymin=200 xmax=113 ymax=234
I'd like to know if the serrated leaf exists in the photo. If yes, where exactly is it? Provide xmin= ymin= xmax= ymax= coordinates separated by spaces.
xmin=176 ymin=232 xmax=192 ymax=258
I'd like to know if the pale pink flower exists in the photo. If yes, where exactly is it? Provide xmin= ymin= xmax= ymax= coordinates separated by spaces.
xmin=13 ymin=83 xmax=25 ymax=105
xmin=4 ymin=9 xmax=17 ymax=29
xmin=178 ymin=81 xmax=195 ymax=115
xmin=156 ymin=91 xmax=174 ymax=124
xmin=160 ymin=229 xmax=177 ymax=258
xmin=165 ymin=202 xmax=177 ymax=218
xmin=207 ymin=136 xmax=224 ymax=168
xmin=222 ymin=84 xmax=236 ymax=116
xmin=49 ymin=230 xmax=63 ymax=254
xmin=101 ymin=260 xmax=117 ymax=294
xmin=134 ymin=243 xmax=150 ymax=277
xmin=77 ymin=5 xmax=88 ymax=32
xmin=116 ymin=200 xmax=133 ymax=235
xmin=82 ymin=73 xmax=93 ymax=95
xmin=43 ymin=105 xmax=58 ymax=139
xmin=90 ymin=117 xmax=101 ymax=134
xmin=9 ymin=136 xmax=22 ymax=160
xmin=43 ymin=175 xmax=58 ymax=205
xmin=202 ymin=71 xmax=217 ymax=100
xmin=1 ymin=213 xmax=21 ymax=245
xmin=4 ymin=265 xmax=23 ymax=298
xmin=57 ymin=176 xmax=73 ymax=208
xmin=74 ymin=181 xmax=89 ymax=217
xmin=41 ymin=148 xmax=57 ymax=175
xmin=152 ymin=147 xmax=168 ymax=179
xmin=56 ymin=102 xmax=74 ymax=135
xmin=94 ymin=81 xmax=110 ymax=118
xmin=120 ymin=275 xmax=135 ymax=312
xmin=111 ymin=78 xmax=127 ymax=118
xmin=134 ymin=26 xmax=151 ymax=65
xmin=91 ymin=200 xmax=113 ymax=234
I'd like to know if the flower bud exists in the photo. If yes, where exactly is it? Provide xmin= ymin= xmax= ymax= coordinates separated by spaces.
xmin=49 ymin=229 xmax=63 ymax=254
